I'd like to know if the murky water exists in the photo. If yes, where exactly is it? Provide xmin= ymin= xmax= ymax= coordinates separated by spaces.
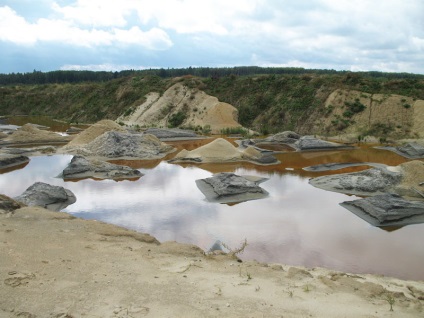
xmin=1 ymin=144 xmax=423 ymax=280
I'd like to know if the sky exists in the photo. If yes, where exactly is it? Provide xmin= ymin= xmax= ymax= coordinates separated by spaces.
xmin=0 ymin=0 xmax=423 ymax=74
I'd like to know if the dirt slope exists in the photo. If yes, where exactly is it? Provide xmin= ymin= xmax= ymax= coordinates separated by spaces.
xmin=316 ymin=89 xmax=424 ymax=137
xmin=117 ymin=83 xmax=241 ymax=133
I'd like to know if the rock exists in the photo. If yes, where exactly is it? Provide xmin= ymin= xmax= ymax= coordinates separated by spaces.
xmin=144 ymin=128 xmax=199 ymax=139
xmin=60 ymin=155 xmax=143 ymax=180
xmin=381 ymin=142 xmax=424 ymax=159
xmin=265 ymin=131 xmax=301 ymax=144
xmin=195 ymin=172 xmax=269 ymax=203
xmin=310 ymin=167 xmax=402 ymax=196
xmin=66 ymin=126 xmax=84 ymax=134
xmin=340 ymin=193 xmax=424 ymax=227
xmin=303 ymin=162 xmax=387 ymax=172
xmin=0 ymin=194 xmax=24 ymax=213
xmin=0 ymin=154 xmax=30 ymax=169
xmin=170 ymin=138 xmax=278 ymax=165
xmin=70 ymin=131 xmax=175 ymax=160
xmin=1 ymin=146 xmax=56 ymax=156
xmin=14 ymin=182 xmax=76 ymax=211
xmin=1 ymin=124 xmax=71 ymax=145
xmin=294 ymin=136 xmax=352 ymax=151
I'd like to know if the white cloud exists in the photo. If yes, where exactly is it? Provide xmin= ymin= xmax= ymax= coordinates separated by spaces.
xmin=1 ymin=0 xmax=424 ymax=73
xmin=0 ymin=5 xmax=173 ymax=49
xmin=52 ymin=0 xmax=133 ymax=27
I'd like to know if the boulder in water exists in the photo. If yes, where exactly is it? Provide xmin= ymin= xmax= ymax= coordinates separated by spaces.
xmin=340 ymin=193 xmax=424 ymax=227
xmin=14 ymin=182 xmax=76 ymax=211
xmin=60 ymin=155 xmax=143 ymax=180
xmin=196 ymin=172 xmax=269 ymax=203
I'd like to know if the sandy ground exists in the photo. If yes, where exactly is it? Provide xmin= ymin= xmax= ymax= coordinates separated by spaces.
xmin=1 ymin=206 xmax=423 ymax=318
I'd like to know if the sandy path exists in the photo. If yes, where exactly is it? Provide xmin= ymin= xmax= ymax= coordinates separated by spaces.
xmin=1 ymin=206 xmax=423 ymax=317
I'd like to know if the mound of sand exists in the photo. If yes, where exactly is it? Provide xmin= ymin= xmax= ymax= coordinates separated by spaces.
xmin=66 ymin=120 xmax=126 ymax=146
xmin=119 ymin=83 xmax=242 ymax=133
xmin=2 ymin=124 xmax=71 ymax=145
xmin=397 ymin=160 xmax=424 ymax=198
xmin=170 ymin=138 xmax=278 ymax=165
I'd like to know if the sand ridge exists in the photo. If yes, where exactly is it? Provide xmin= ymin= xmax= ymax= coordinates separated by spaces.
xmin=1 ymin=206 xmax=423 ymax=317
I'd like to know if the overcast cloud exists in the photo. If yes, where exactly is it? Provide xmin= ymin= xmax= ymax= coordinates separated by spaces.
xmin=0 ymin=0 xmax=423 ymax=74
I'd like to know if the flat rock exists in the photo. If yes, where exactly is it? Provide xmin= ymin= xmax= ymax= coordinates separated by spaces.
xmin=195 ymin=172 xmax=269 ymax=203
xmin=294 ymin=136 xmax=352 ymax=151
xmin=0 ymin=154 xmax=30 ymax=169
xmin=66 ymin=126 xmax=84 ymax=134
xmin=340 ymin=193 xmax=424 ymax=227
xmin=144 ymin=128 xmax=200 ymax=139
xmin=310 ymin=167 xmax=402 ymax=196
xmin=14 ymin=182 xmax=76 ymax=211
xmin=69 ymin=131 xmax=175 ymax=160
xmin=60 ymin=155 xmax=143 ymax=180
xmin=380 ymin=142 xmax=424 ymax=159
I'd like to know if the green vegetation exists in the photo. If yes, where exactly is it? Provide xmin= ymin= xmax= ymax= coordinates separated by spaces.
xmin=220 ymin=127 xmax=249 ymax=136
xmin=343 ymin=99 xmax=366 ymax=118
xmin=168 ymin=111 xmax=186 ymax=127
xmin=1 ymin=68 xmax=423 ymax=135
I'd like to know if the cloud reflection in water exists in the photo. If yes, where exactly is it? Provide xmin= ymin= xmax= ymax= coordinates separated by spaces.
xmin=1 ymin=155 xmax=423 ymax=280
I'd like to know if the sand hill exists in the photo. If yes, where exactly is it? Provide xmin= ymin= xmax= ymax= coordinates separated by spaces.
xmin=117 ymin=83 xmax=241 ymax=133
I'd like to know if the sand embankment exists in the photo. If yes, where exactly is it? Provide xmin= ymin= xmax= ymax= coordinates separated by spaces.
xmin=1 ymin=206 xmax=423 ymax=317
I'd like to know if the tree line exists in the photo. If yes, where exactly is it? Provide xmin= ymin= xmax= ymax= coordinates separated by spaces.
xmin=1 ymin=66 xmax=423 ymax=86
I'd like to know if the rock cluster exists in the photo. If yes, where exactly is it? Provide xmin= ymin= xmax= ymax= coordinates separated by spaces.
xmin=68 ymin=131 xmax=175 ymax=160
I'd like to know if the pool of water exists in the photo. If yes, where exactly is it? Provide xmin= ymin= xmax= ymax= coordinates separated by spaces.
xmin=1 ymin=143 xmax=424 ymax=281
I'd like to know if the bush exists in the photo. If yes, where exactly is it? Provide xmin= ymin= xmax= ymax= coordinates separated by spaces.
xmin=168 ymin=111 xmax=186 ymax=127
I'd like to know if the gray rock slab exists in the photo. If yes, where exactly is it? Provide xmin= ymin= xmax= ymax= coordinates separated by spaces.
xmin=340 ymin=193 xmax=424 ymax=227
xmin=60 ymin=155 xmax=142 ymax=180
xmin=294 ymin=136 xmax=353 ymax=151
xmin=144 ymin=128 xmax=199 ymax=140
xmin=379 ymin=143 xmax=424 ymax=159
xmin=0 ymin=154 xmax=30 ymax=170
xmin=196 ymin=172 xmax=269 ymax=204
xmin=303 ymin=162 xmax=387 ymax=172
xmin=14 ymin=182 xmax=76 ymax=211
xmin=309 ymin=167 xmax=402 ymax=196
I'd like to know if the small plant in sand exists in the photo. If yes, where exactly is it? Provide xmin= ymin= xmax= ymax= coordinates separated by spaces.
xmin=221 ymin=238 xmax=248 ymax=257
xmin=288 ymin=289 xmax=294 ymax=298
xmin=303 ymin=284 xmax=310 ymax=293
xmin=384 ymin=293 xmax=395 ymax=312
xmin=246 ymin=272 xmax=252 ymax=281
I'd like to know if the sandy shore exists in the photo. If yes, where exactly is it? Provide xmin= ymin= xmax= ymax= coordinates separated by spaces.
xmin=1 ymin=206 xmax=423 ymax=318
